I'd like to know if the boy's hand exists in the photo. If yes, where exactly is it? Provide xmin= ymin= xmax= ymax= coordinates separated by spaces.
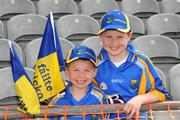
xmin=123 ymin=95 xmax=143 ymax=120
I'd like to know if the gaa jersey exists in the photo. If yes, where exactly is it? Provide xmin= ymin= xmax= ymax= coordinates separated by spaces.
xmin=52 ymin=82 xmax=107 ymax=120
xmin=96 ymin=44 xmax=170 ymax=102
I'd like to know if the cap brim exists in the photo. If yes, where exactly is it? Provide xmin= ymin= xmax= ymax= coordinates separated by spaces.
xmin=98 ymin=25 xmax=130 ymax=35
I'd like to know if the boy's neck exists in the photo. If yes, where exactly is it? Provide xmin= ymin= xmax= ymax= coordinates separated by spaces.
xmin=69 ymin=86 xmax=88 ymax=101
xmin=109 ymin=49 xmax=129 ymax=63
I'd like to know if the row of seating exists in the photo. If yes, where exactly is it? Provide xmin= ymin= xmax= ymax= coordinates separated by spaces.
xmin=0 ymin=0 xmax=180 ymax=20
xmin=1 ymin=34 xmax=180 ymax=78
xmin=0 ymin=62 xmax=179 ymax=106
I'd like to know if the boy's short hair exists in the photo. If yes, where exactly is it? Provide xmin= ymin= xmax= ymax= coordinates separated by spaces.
xmin=98 ymin=9 xmax=131 ymax=34
xmin=66 ymin=45 xmax=97 ymax=67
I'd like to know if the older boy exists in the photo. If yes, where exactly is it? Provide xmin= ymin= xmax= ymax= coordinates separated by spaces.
xmin=96 ymin=10 xmax=171 ymax=119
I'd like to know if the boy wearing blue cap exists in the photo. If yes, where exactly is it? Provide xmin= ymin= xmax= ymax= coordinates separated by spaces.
xmin=51 ymin=45 xmax=106 ymax=120
xmin=96 ymin=10 xmax=170 ymax=119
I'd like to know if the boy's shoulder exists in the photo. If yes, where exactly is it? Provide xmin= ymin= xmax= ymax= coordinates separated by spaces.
xmin=134 ymin=50 xmax=150 ymax=61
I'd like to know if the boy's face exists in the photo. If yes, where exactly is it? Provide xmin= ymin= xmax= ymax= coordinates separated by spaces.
xmin=66 ymin=59 xmax=96 ymax=89
xmin=100 ymin=30 xmax=132 ymax=58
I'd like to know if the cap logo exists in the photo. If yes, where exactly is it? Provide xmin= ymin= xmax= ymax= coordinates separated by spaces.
xmin=106 ymin=17 xmax=113 ymax=24
xmin=76 ymin=50 xmax=83 ymax=55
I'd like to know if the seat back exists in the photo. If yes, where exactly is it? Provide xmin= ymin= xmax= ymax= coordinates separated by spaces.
xmin=81 ymin=36 xmax=101 ymax=55
xmin=37 ymin=0 xmax=78 ymax=20
xmin=168 ymin=63 xmax=180 ymax=100
xmin=7 ymin=14 xmax=47 ymax=50
xmin=121 ymin=0 xmax=160 ymax=22
xmin=56 ymin=14 xmax=99 ymax=45
xmin=25 ymin=37 xmax=75 ymax=68
xmin=0 ymin=67 xmax=34 ymax=105
xmin=132 ymin=35 xmax=180 ymax=78
xmin=0 ymin=21 xmax=4 ymax=38
xmin=0 ymin=39 xmax=22 ymax=68
xmin=127 ymin=14 xmax=145 ymax=40
xmin=79 ymin=0 xmax=119 ymax=22
xmin=161 ymin=0 xmax=180 ymax=15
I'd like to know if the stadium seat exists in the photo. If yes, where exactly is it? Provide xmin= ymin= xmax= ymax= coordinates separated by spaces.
xmin=146 ymin=13 xmax=180 ymax=56
xmin=160 ymin=0 xmax=180 ymax=15
xmin=0 ymin=21 xmax=4 ymax=38
xmin=127 ymin=14 xmax=145 ymax=40
xmin=79 ymin=0 xmax=119 ymax=22
xmin=131 ymin=35 xmax=180 ymax=80
xmin=156 ymin=67 xmax=167 ymax=88
xmin=0 ymin=67 xmax=34 ymax=105
xmin=25 ymin=37 xmax=75 ymax=68
xmin=0 ymin=0 xmax=35 ymax=20
xmin=81 ymin=36 xmax=101 ymax=55
xmin=0 ymin=39 xmax=22 ymax=68
xmin=37 ymin=0 xmax=78 ymax=20
xmin=7 ymin=14 xmax=47 ymax=51
xmin=168 ymin=63 xmax=180 ymax=100
xmin=121 ymin=0 xmax=160 ymax=23
xmin=0 ymin=0 xmax=35 ymax=38
xmin=56 ymin=14 xmax=100 ymax=45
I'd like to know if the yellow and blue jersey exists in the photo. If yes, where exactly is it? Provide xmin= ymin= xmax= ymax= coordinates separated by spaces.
xmin=52 ymin=82 xmax=106 ymax=120
xmin=96 ymin=44 xmax=170 ymax=102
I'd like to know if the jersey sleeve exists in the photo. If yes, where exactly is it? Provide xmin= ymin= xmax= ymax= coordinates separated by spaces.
xmin=144 ymin=58 xmax=171 ymax=101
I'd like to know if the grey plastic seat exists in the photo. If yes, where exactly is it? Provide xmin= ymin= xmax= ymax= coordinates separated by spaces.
xmin=121 ymin=0 xmax=160 ymax=23
xmin=0 ymin=67 xmax=34 ymax=105
xmin=56 ymin=14 xmax=100 ymax=45
xmin=168 ymin=63 xmax=180 ymax=100
xmin=81 ymin=36 xmax=101 ymax=55
xmin=146 ymin=13 xmax=180 ymax=56
xmin=0 ymin=0 xmax=35 ymax=20
xmin=132 ymin=35 xmax=180 ymax=79
xmin=25 ymin=37 xmax=75 ymax=68
xmin=127 ymin=14 xmax=145 ymax=40
xmin=0 ymin=21 xmax=4 ymax=38
xmin=79 ymin=0 xmax=119 ymax=22
xmin=0 ymin=39 xmax=22 ymax=68
xmin=161 ymin=0 xmax=180 ymax=15
xmin=156 ymin=67 xmax=167 ymax=90
xmin=37 ymin=0 xmax=78 ymax=20
xmin=7 ymin=14 xmax=47 ymax=51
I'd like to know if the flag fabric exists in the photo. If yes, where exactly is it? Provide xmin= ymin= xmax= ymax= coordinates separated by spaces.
xmin=33 ymin=12 xmax=65 ymax=102
xmin=9 ymin=42 xmax=40 ymax=114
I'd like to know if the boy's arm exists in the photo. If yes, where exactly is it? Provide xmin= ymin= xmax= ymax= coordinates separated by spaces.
xmin=124 ymin=93 xmax=158 ymax=119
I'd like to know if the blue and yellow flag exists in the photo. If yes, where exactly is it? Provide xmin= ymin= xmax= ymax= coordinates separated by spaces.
xmin=9 ymin=42 xmax=40 ymax=114
xmin=33 ymin=12 xmax=65 ymax=102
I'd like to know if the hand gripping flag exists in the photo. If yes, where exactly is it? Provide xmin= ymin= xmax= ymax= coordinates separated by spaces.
xmin=9 ymin=42 xmax=40 ymax=114
xmin=33 ymin=12 xmax=65 ymax=102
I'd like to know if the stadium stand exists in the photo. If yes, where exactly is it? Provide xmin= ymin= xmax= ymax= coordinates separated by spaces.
xmin=0 ymin=21 xmax=4 ymax=38
xmin=56 ymin=14 xmax=99 ymax=45
xmin=0 ymin=39 xmax=22 ymax=68
xmin=79 ymin=0 xmax=119 ymax=22
xmin=160 ymin=0 xmax=180 ymax=15
xmin=25 ymin=37 xmax=75 ymax=68
xmin=37 ymin=0 xmax=78 ymax=20
xmin=127 ymin=14 xmax=145 ymax=40
xmin=7 ymin=14 xmax=47 ymax=51
xmin=168 ymin=63 xmax=180 ymax=100
xmin=0 ymin=67 xmax=34 ymax=106
xmin=0 ymin=0 xmax=35 ymax=38
xmin=146 ymin=13 xmax=180 ymax=56
xmin=131 ymin=35 xmax=180 ymax=85
xmin=156 ymin=67 xmax=167 ymax=89
xmin=81 ymin=36 xmax=101 ymax=55
xmin=121 ymin=0 xmax=160 ymax=23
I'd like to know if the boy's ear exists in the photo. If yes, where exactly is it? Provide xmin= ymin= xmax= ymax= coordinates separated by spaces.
xmin=127 ymin=32 xmax=133 ymax=42
xmin=93 ymin=68 xmax=97 ymax=78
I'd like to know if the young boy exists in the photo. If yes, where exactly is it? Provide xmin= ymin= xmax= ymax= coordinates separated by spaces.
xmin=51 ymin=45 xmax=106 ymax=120
xmin=95 ymin=10 xmax=171 ymax=119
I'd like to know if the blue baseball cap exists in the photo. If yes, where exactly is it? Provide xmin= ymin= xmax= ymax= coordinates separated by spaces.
xmin=66 ymin=45 xmax=97 ymax=66
xmin=98 ymin=9 xmax=131 ymax=34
